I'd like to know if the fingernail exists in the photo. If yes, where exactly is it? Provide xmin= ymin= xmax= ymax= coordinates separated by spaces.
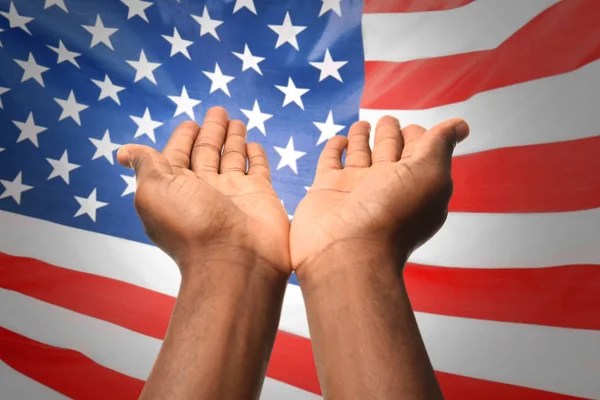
xmin=454 ymin=121 xmax=470 ymax=143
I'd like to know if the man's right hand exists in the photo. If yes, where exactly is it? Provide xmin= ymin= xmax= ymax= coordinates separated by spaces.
xmin=290 ymin=116 xmax=469 ymax=277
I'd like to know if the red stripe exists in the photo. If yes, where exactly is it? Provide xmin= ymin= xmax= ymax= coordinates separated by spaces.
xmin=0 ymin=253 xmax=175 ymax=340
xmin=361 ymin=0 xmax=600 ymax=110
xmin=2 ymin=251 xmax=598 ymax=339
xmin=0 ymin=327 xmax=144 ymax=400
xmin=449 ymin=136 xmax=600 ymax=213
xmin=363 ymin=0 xmax=474 ymax=13
xmin=267 ymin=331 xmax=321 ymax=395
xmin=0 ymin=253 xmax=318 ymax=395
xmin=1 ymin=253 xmax=592 ymax=399
xmin=405 ymin=263 xmax=600 ymax=331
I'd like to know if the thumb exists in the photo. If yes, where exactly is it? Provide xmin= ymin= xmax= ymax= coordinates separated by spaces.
xmin=117 ymin=144 xmax=173 ymax=183
xmin=413 ymin=118 xmax=469 ymax=169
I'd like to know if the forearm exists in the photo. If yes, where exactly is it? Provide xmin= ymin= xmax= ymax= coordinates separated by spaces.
xmin=298 ymin=240 xmax=443 ymax=400
xmin=140 ymin=248 xmax=288 ymax=400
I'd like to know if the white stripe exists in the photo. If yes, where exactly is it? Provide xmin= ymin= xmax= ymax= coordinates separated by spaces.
xmin=261 ymin=378 xmax=322 ymax=400
xmin=0 ymin=361 xmax=71 ymax=400
xmin=0 ymin=288 xmax=160 ymax=381
xmin=0 ymin=210 xmax=181 ymax=297
xmin=416 ymin=312 xmax=600 ymax=399
xmin=362 ymin=0 xmax=559 ymax=62
xmin=360 ymin=59 xmax=600 ymax=156
xmin=0 ymin=290 xmax=318 ymax=399
xmin=411 ymin=208 xmax=600 ymax=268
xmin=4 ymin=289 xmax=599 ymax=398
xmin=2 ymin=204 xmax=598 ymax=283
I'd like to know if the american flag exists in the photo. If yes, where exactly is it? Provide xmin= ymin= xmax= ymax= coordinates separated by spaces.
xmin=0 ymin=0 xmax=599 ymax=398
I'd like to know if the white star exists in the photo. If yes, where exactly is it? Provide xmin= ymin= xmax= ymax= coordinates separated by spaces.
xmin=313 ymin=111 xmax=345 ymax=145
xmin=0 ymin=2 xmax=34 ymax=35
xmin=82 ymin=15 xmax=118 ymax=50
xmin=126 ymin=49 xmax=161 ymax=85
xmin=191 ymin=6 xmax=223 ymax=41
xmin=310 ymin=49 xmax=347 ymax=82
xmin=240 ymin=100 xmax=272 ymax=135
xmin=168 ymin=86 xmax=201 ymax=120
xmin=275 ymin=77 xmax=310 ymax=110
xmin=89 ymin=130 xmax=121 ymax=164
xmin=121 ymin=0 xmax=152 ymax=22
xmin=319 ymin=0 xmax=342 ymax=17
xmin=0 ymin=172 xmax=33 ymax=205
xmin=130 ymin=108 xmax=163 ymax=143
xmin=232 ymin=44 xmax=265 ymax=75
xmin=47 ymin=40 xmax=80 ymax=68
xmin=233 ymin=0 xmax=256 ymax=14
xmin=0 ymin=87 xmax=9 ymax=109
xmin=74 ymin=188 xmax=108 ymax=222
xmin=46 ymin=150 xmax=79 ymax=184
xmin=268 ymin=12 xmax=306 ymax=50
xmin=54 ymin=90 xmax=88 ymax=126
xmin=0 ymin=28 xmax=4 ymax=47
xmin=121 ymin=175 xmax=136 ymax=196
xmin=13 ymin=112 xmax=47 ymax=148
xmin=274 ymin=137 xmax=306 ymax=174
xmin=162 ymin=27 xmax=193 ymax=60
xmin=45 ymin=0 xmax=68 ymax=13
xmin=14 ymin=53 xmax=50 ymax=87
xmin=203 ymin=63 xmax=234 ymax=96
xmin=91 ymin=74 xmax=125 ymax=105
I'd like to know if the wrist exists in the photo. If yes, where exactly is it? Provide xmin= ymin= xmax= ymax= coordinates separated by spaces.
xmin=295 ymin=237 xmax=408 ymax=290
xmin=178 ymin=243 xmax=290 ymax=285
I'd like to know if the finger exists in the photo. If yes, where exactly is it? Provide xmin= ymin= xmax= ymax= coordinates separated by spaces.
xmin=162 ymin=121 xmax=200 ymax=169
xmin=413 ymin=118 xmax=470 ymax=169
xmin=316 ymin=135 xmax=348 ymax=177
xmin=220 ymin=120 xmax=247 ymax=174
xmin=191 ymin=106 xmax=229 ymax=175
xmin=117 ymin=144 xmax=173 ymax=183
xmin=371 ymin=116 xmax=403 ymax=164
xmin=344 ymin=121 xmax=371 ymax=168
xmin=247 ymin=142 xmax=271 ymax=181
xmin=399 ymin=124 xmax=427 ymax=160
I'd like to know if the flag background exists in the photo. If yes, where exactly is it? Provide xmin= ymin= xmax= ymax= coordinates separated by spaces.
xmin=1 ymin=0 xmax=599 ymax=399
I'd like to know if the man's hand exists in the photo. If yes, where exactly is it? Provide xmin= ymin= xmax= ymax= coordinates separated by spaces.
xmin=291 ymin=116 xmax=469 ymax=400
xmin=117 ymin=106 xmax=290 ymax=276
xmin=290 ymin=116 xmax=469 ymax=274
xmin=119 ymin=107 xmax=291 ymax=400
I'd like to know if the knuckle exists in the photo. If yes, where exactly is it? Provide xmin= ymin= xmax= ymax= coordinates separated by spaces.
xmin=194 ymin=139 xmax=221 ymax=153
xmin=221 ymin=148 xmax=246 ymax=159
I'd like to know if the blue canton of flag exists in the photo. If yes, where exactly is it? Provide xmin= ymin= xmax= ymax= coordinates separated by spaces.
xmin=0 ymin=0 xmax=365 ymax=247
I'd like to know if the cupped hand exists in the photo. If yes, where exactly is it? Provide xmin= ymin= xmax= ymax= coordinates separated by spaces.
xmin=290 ymin=116 xmax=469 ymax=273
xmin=117 ymin=107 xmax=291 ymax=276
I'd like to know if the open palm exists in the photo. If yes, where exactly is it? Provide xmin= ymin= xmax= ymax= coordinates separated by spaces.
xmin=290 ymin=116 xmax=469 ymax=272
xmin=118 ymin=107 xmax=290 ymax=274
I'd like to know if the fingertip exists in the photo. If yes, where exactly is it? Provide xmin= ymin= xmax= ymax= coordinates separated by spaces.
xmin=453 ymin=120 xmax=470 ymax=143
xmin=326 ymin=135 xmax=349 ymax=150
xmin=204 ymin=106 xmax=229 ymax=121
xmin=117 ymin=146 xmax=131 ymax=168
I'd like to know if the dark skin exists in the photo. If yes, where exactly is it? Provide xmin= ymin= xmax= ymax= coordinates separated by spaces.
xmin=118 ymin=106 xmax=469 ymax=399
